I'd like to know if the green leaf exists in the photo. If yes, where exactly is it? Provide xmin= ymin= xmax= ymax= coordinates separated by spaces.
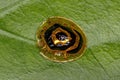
xmin=0 ymin=0 xmax=120 ymax=80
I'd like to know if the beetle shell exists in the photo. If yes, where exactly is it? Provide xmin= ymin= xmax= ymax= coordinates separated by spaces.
xmin=36 ymin=16 xmax=87 ymax=62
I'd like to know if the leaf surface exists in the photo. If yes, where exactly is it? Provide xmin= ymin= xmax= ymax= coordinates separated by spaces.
xmin=0 ymin=0 xmax=120 ymax=80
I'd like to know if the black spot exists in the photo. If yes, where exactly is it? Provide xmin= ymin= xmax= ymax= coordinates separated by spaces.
xmin=44 ymin=24 xmax=76 ymax=50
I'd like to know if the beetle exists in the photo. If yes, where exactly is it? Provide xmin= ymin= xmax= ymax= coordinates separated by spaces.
xmin=36 ymin=16 xmax=87 ymax=62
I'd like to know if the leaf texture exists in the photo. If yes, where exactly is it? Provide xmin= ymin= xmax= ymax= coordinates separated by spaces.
xmin=0 ymin=0 xmax=120 ymax=80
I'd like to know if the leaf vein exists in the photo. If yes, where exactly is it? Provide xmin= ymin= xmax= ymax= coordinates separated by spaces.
xmin=0 ymin=29 xmax=35 ymax=45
